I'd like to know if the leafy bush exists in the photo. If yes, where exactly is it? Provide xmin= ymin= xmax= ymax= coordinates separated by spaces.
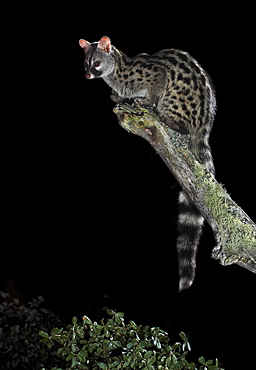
xmin=39 ymin=309 xmax=224 ymax=370
xmin=0 ymin=291 xmax=65 ymax=370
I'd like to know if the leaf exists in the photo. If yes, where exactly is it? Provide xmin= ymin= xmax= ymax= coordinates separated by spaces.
xmin=57 ymin=348 xmax=64 ymax=355
xmin=83 ymin=315 xmax=92 ymax=325
xmin=52 ymin=336 xmax=64 ymax=345
xmin=50 ymin=328 xmax=63 ymax=336
xmin=88 ymin=343 xmax=97 ymax=353
xmin=129 ymin=321 xmax=137 ymax=328
xmin=116 ymin=312 xmax=124 ymax=318
xmin=95 ymin=346 xmax=103 ymax=356
xmin=77 ymin=332 xmax=85 ymax=339
xmin=148 ymin=356 xmax=156 ymax=365
xmin=72 ymin=316 xmax=78 ymax=325
xmin=155 ymin=338 xmax=161 ymax=349
xmin=113 ymin=340 xmax=122 ymax=348
xmin=60 ymin=334 xmax=69 ymax=341
xmin=198 ymin=356 xmax=206 ymax=365
xmin=98 ymin=362 xmax=108 ymax=369
xmin=46 ymin=339 xmax=54 ymax=349
xmin=66 ymin=353 xmax=75 ymax=362
xmin=104 ymin=327 xmax=110 ymax=337
xmin=165 ymin=357 xmax=172 ymax=366
xmin=107 ymin=309 xmax=115 ymax=316
xmin=80 ymin=339 xmax=88 ymax=344
xmin=71 ymin=343 xmax=77 ymax=352
xmin=188 ymin=362 xmax=196 ymax=370
xmin=78 ymin=349 xmax=88 ymax=357
xmin=127 ymin=339 xmax=137 ymax=348
xmin=101 ymin=339 xmax=110 ymax=349
xmin=171 ymin=354 xmax=178 ymax=364
xmin=187 ymin=341 xmax=191 ymax=351
xmin=206 ymin=360 xmax=213 ymax=365
xmin=180 ymin=358 xmax=189 ymax=368
xmin=77 ymin=354 xmax=86 ymax=363
xmin=173 ymin=342 xmax=181 ymax=350
xmin=130 ymin=358 xmax=137 ymax=369
xmin=179 ymin=332 xmax=187 ymax=341
xmin=39 ymin=330 xmax=49 ymax=338
xmin=110 ymin=361 xmax=119 ymax=368
xmin=144 ymin=351 xmax=153 ymax=359
xmin=71 ymin=356 xmax=79 ymax=367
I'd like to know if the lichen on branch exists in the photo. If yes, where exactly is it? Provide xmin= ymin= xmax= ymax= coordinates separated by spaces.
xmin=113 ymin=103 xmax=256 ymax=274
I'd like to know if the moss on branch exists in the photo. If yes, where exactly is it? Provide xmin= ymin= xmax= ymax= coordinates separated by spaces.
xmin=113 ymin=103 xmax=256 ymax=274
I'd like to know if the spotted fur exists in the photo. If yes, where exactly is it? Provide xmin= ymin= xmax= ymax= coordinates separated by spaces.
xmin=79 ymin=37 xmax=216 ymax=290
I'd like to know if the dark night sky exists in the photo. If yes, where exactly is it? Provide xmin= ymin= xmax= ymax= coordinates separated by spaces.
xmin=3 ymin=5 xmax=256 ymax=369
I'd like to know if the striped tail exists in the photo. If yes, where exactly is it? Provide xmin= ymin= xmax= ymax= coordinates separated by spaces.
xmin=177 ymin=191 xmax=205 ymax=291
xmin=176 ymin=134 xmax=215 ymax=291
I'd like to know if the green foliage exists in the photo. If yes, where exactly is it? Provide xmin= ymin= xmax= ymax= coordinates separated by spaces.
xmin=39 ymin=309 xmax=224 ymax=370
xmin=0 ymin=291 xmax=65 ymax=369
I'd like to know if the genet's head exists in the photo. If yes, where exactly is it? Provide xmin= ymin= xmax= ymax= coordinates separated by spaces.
xmin=79 ymin=37 xmax=115 ymax=79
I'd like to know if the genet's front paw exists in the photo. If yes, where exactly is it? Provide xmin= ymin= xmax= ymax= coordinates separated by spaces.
xmin=134 ymin=97 xmax=148 ymax=107
xmin=110 ymin=94 xmax=122 ymax=103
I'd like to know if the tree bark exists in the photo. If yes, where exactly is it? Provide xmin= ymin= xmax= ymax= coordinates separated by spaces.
xmin=113 ymin=103 xmax=256 ymax=274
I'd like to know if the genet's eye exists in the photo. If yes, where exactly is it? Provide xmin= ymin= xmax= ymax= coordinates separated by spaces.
xmin=93 ymin=61 xmax=100 ymax=67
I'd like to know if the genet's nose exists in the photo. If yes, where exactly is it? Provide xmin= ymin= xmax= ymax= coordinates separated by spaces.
xmin=85 ymin=73 xmax=91 ymax=79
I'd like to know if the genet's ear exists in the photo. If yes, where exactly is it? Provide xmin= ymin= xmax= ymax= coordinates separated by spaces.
xmin=79 ymin=39 xmax=91 ymax=51
xmin=97 ymin=37 xmax=111 ymax=53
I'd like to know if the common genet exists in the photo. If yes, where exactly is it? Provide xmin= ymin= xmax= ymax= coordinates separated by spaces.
xmin=79 ymin=37 xmax=216 ymax=290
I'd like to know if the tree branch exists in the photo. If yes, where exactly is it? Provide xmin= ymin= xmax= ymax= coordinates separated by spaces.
xmin=113 ymin=103 xmax=256 ymax=274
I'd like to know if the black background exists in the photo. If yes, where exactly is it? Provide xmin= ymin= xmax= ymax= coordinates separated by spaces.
xmin=2 ymin=4 xmax=256 ymax=369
